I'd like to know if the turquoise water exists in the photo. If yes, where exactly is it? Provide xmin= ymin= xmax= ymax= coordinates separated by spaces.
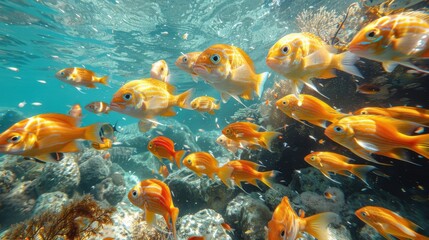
xmin=1 ymin=1 xmax=429 ymax=240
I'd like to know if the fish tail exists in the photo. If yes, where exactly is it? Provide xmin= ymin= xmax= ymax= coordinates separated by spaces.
xmin=334 ymin=51 xmax=363 ymax=78
xmin=170 ymin=207 xmax=179 ymax=240
xmin=174 ymin=88 xmax=194 ymax=109
xmin=415 ymin=233 xmax=429 ymax=240
xmin=98 ymin=76 xmax=109 ymax=86
xmin=174 ymin=150 xmax=186 ymax=169
xmin=304 ymin=212 xmax=340 ymax=240
xmin=255 ymin=72 xmax=269 ymax=99
xmin=259 ymin=131 xmax=281 ymax=151
xmin=349 ymin=164 xmax=376 ymax=186
xmin=260 ymin=170 xmax=278 ymax=188
xmin=412 ymin=134 xmax=429 ymax=159
xmin=83 ymin=123 xmax=113 ymax=144
xmin=216 ymin=165 xmax=234 ymax=188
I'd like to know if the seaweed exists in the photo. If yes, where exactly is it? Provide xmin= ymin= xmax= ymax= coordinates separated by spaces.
xmin=3 ymin=195 xmax=115 ymax=240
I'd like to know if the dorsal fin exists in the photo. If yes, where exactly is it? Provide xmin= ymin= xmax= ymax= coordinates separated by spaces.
xmin=36 ymin=113 xmax=79 ymax=127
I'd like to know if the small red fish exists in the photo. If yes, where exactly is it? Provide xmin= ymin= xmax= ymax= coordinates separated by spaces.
xmin=148 ymin=136 xmax=186 ymax=168
xmin=356 ymin=83 xmax=381 ymax=94
xmin=221 ymin=222 xmax=234 ymax=232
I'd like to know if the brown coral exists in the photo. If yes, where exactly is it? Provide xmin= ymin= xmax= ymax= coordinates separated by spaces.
xmin=3 ymin=195 xmax=115 ymax=240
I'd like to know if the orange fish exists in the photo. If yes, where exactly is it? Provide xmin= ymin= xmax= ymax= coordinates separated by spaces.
xmin=324 ymin=191 xmax=336 ymax=201
xmin=267 ymin=196 xmax=339 ymax=240
xmin=193 ymin=44 xmax=268 ymax=102
xmin=266 ymin=32 xmax=362 ymax=97
xmin=68 ymin=104 xmax=82 ymax=121
xmin=190 ymin=96 xmax=220 ymax=115
xmin=216 ymin=134 xmax=260 ymax=154
xmin=324 ymin=115 xmax=429 ymax=165
xmin=222 ymin=122 xmax=281 ymax=151
xmin=85 ymin=101 xmax=111 ymax=115
xmin=217 ymin=160 xmax=276 ymax=190
xmin=138 ymin=119 xmax=157 ymax=132
xmin=188 ymin=237 xmax=205 ymax=240
xmin=92 ymin=138 xmax=113 ymax=151
xmin=304 ymin=152 xmax=376 ymax=185
xmin=128 ymin=179 xmax=179 ymax=239
xmin=150 ymin=60 xmax=170 ymax=82
xmin=349 ymin=12 xmax=429 ymax=73
xmin=221 ymin=222 xmax=234 ymax=233
xmin=148 ymin=136 xmax=185 ymax=168
xmin=110 ymin=78 xmax=193 ymax=119
xmin=103 ymin=152 xmax=111 ymax=160
xmin=354 ymin=106 xmax=429 ymax=124
xmin=356 ymin=83 xmax=381 ymax=95
xmin=276 ymin=94 xmax=346 ymax=128
xmin=55 ymin=67 xmax=108 ymax=88
xmin=175 ymin=52 xmax=202 ymax=81
xmin=0 ymin=113 xmax=113 ymax=163
xmin=356 ymin=206 xmax=429 ymax=240
xmin=182 ymin=152 xmax=219 ymax=179
xmin=159 ymin=165 xmax=169 ymax=178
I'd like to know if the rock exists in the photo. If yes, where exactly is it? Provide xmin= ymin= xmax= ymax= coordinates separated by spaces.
xmin=178 ymin=209 xmax=231 ymax=240
xmin=79 ymin=156 xmax=110 ymax=192
xmin=0 ymin=109 xmax=25 ymax=133
xmin=225 ymin=193 xmax=271 ymax=240
xmin=0 ymin=181 xmax=36 ymax=226
xmin=328 ymin=224 xmax=352 ymax=240
xmin=92 ymin=177 xmax=126 ymax=206
xmin=299 ymin=187 xmax=345 ymax=215
xmin=264 ymin=183 xmax=298 ymax=210
xmin=32 ymin=191 xmax=69 ymax=216
xmin=35 ymin=156 xmax=80 ymax=196
xmin=0 ymin=170 xmax=16 ymax=194
xmin=115 ymin=152 xmax=158 ymax=180
xmin=195 ymin=130 xmax=231 ymax=158
xmin=358 ymin=224 xmax=384 ymax=240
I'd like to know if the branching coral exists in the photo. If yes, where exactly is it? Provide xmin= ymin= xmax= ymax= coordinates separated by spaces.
xmin=3 ymin=195 xmax=116 ymax=240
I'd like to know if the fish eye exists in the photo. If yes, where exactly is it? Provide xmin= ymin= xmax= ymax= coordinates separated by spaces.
xmin=148 ymin=143 xmax=153 ymax=148
xmin=334 ymin=126 xmax=344 ymax=133
xmin=361 ymin=211 xmax=368 ymax=217
xmin=187 ymin=159 xmax=191 ymax=164
xmin=361 ymin=110 xmax=368 ymax=115
xmin=210 ymin=54 xmax=221 ymax=64
xmin=310 ymin=156 xmax=316 ymax=161
xmin=123 ymin=93 xmax=132 ymax=101
xmin=219 ymin=139 xmax=223 ymax=142
xmin=131 ymin=190 xmax=138 ymax=198
xmin=282 ymin=101 xmax=287 ymax=105
xmin=365 ymin=29 xmax=379 ymax=41
xmin=226 ymin=129 xmax=230 ymax=133
xmin=182 ymin=56 xmax=188 ymax=63
xmin=281 ymin=46 xmax=289 ymax=54
xmin=8 ymin=135 xmax=21 ymax=143
xmin=60 ymin=71 xmax=65 ymax=75
xmin=160 ymin=67 xmax=164 ymax=71
xmin=280 ymin=230 xmax=285 ymax=238
xmin=191 ymin=103 xmax=197 ymax=108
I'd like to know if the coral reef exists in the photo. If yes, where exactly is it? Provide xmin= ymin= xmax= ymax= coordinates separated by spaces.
xmin=178 ymin=209 xmax=232 ymax=239
xmin=3 ymin=195 xmax=115 ymax=240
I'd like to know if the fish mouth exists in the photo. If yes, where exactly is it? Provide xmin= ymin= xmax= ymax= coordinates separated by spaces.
xmin=109 ymin=102 xmax=124 ymax=111
xmin=192 ymin=65 xmax=208 ymax=75
xmin=347 ymin=44 xmax=364 ymax=53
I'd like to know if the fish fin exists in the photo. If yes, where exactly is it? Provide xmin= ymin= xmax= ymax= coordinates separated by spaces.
xmin=412 ymin=134 xmax=429 ymax=160
xmin=191 ymin=74 xmax=198 ymax=82
xmin=303 ymin=80 xmax=330 ymax=99
xmin=354 ymin=139 xmax=379 ymax=152
xmin=233 ymin=179 xmax=247 ymax=192
xmin=304 ymin=212 xmax=340 ymax=240
xmin=260 ymin=170 xmax=278 ymax=189
xmin=207 ymin=171 xmax=216 ymax=180
xmin=33 ymin=158 xmax=47 ymax=164
xmin=318 ymin=69 xmax=337 ymax=79
xmin=170 ymin=207 xmax=179 ymax=239
xmin=194 ymin=171 xmax=203 ymax=177
xmin=398 ymin=61 xmax=429 ymax=74
xmin=307 ymin=119 xmax=330 ymax=128
xmin=173 ymin=150 xmax=185 ymax=169
xmin=87 ymin=83 xmax=97 ymax=88
xmin=334 ymin=51 xmax=363 ymax=78
xmin=259 ymin=131 xmax=281 ymax=151
xmin=349 ymin=164 xmax=376 ymax=186
xmin=57 ymin=141 xmax=81 ymax=153
xmin=34 ymin=152 xmax=65 ymax=163
xmin=217 ymin=165 xmax=234 ymax=188
xmin=290 ymin=80 xmax=304 ymax=99
xmin=97 ymin=76 xmax=109 ymax=86
xmin=303 ymin=48 xmax=331 ymax=69
xmin=382 ymin=61 xmax=399 ymax=72
xmin=39 ymin=113 xmax=80 ymax=127
xmin=255 ymin=72 xmax=269 ymax=99
xmin=351 ymin=145 xmax=392 ymax=166
xmin=291 ymin=113 xmax=314 ymax=128
xmin=240 ymin=89 xmax=253 ymax=100
xmin=145 ymin=210 xmax=156 ymax=226
xmin=247 ymin=178 xmax=260 ymax=188
xmin=320 ymin=170 xmax=341 ymax=184
xmin=208 ymin=109 xmax=215 ymax=115
xmin=83 ymin=123 xmax=111 ymax=144
xmin=175 ymin=88 xmax=194 ymax=109
xmin=378 ymin=149 xmax=420 ymax=166
xmin=160 ymin=108 xmax=176 ymax=117
xmin=220 ymin=92 xmax=231 ymax=103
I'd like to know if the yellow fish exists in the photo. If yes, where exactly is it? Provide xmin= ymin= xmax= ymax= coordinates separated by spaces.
xmin=193 ymin=44 xmax=268 ymax=102
xmin=175 ymin=52 xmax=201 ymax=81
xmin=266 ymin=32 xmax=362 ymax=97
xmin=150 ymin=60 xmax=170 ymax=82
xmin=354 ymin=106 xmax=429 ymax=125
xmin=216 ymin=134 xmax=259 ymax=154
xmin=55 ymin=67 xmax=108 ymax=88
xmin=349 ymin=12 xmax=429 ymax=73
xmin=276 ymin=94 xmax=346 ymax=128
xmin=356 ymin=206 xmax=429 ymax=240
xmin=304 ymin=151 xmax=376 ymax=185
xmin=110 ymin=78 xmax=193 ymax=119
xmin=190 ymin=96 xmax=220 ymax=115
xmin=182 ymin=152 xmax=219 ymax=180
xmin=324 ymin=115 xmax=429 ymax=165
